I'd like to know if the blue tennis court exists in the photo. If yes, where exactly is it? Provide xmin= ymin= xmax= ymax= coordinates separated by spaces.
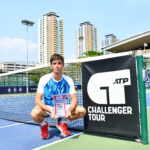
xmin=0 ymin=119 xmax=82 ymax=150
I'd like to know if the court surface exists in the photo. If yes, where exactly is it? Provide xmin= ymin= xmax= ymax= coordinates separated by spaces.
xmin=34 ymin=108 xmax=150 ymax=150
xmin=0 ymin=92 xmax=150 ymax=150
xmin=0 ymin=119 xmax=82 ymax=150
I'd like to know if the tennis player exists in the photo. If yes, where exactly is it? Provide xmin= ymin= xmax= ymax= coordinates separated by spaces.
xmin=31 ymin=53 xmax=86 ymax=139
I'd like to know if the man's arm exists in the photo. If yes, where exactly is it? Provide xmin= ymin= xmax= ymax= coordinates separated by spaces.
xmin=67 ymin=93 xmax=78 ymax=114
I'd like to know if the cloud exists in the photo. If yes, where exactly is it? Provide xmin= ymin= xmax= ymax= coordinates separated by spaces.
xmin=0 ymin=37 xmax=38 ymax=63
xmin=0 ymin=37 xmax=37 ymax=50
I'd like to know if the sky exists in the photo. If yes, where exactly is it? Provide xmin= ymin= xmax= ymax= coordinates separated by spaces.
xmin=0 ymin=0 xmax=150 ymax=64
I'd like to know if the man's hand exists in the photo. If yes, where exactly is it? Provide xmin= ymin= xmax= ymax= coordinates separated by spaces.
xmin=50 ymin=111 xmax=58 ymax=119
xmin=66 ymin=110 xmax=71 ymax=117
xmin=64 ymin=109 xmax=72 ymax=120
xmin=50 ymin=111 xmax=55 ymax=119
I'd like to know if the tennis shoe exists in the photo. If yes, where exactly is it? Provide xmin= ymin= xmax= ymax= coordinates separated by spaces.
xmin=56 ymin=122 xmax=71 ymax=137
xmin=40 ymin=121 xmax=49 ymax=139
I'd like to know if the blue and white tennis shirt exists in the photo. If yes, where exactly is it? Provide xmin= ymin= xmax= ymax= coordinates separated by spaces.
xmin=37 ymin=73 xmax=76 ymax=106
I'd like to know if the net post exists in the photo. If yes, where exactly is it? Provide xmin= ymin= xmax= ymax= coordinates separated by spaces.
xmin=136 ymin=55 xmax=149 ymax=144
xmin=26 ymin=71 xmax=29 ymax=93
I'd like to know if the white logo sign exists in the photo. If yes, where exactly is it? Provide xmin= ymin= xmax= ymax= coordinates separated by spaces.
xmin=19 ymin=87 xmax=22 ymax=92
xmin=8 ymin=87 xmax=11 ymax=93
xmin=87 ymin=69 xmax=131 ymax=104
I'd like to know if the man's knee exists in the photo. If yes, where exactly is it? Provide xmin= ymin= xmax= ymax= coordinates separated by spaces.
xmin=81 ymin=107 xmax=86 ymax=116
xmin=77 ymin=106 xmax=86 ymax=117
xmin=31 ymin=106 xmax=42 ymax=119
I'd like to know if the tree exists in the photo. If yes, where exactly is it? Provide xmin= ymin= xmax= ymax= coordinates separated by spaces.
xmin=78 ymin=50 xmax=104 ymax=59
xmin=28 ymin=67 xmax=52 ymax=85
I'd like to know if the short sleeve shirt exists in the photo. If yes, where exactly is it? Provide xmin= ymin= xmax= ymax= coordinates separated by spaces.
xmin=37 ymin=73 xmax=76 ymax=106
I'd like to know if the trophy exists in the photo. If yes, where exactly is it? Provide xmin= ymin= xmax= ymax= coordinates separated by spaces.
xmin=52 ymin=94 xmax=67 ymax=117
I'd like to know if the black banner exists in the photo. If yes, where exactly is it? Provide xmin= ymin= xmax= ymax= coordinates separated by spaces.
xmin=82 ymin=55 xmax=140 ymax=138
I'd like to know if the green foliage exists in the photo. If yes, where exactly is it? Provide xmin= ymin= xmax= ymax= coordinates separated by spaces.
xmin=28 ymin=64 xmax=82 ymax=86
xmin=78 ymin=50 xmax=104 ymax=59
xmin=28 ymin=67 xmax=52 ymax=85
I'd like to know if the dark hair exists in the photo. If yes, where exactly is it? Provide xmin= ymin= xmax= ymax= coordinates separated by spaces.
xmin=50 ymin=53 xmax=64 ymax=64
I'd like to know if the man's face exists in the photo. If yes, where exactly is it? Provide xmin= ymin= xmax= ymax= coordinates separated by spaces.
xmin=51 ymin=59 xmax=64 ymax=74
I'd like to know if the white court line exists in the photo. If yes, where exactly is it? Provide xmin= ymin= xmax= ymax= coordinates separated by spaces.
xmin=32 ymin=132 xmax=83 ymax=150
xmin=0 ymin=123 xmax=23 ymax=129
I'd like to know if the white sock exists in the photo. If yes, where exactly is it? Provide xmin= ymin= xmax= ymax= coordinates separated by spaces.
xmin=41 ymin=120 xmax=46 ymax=126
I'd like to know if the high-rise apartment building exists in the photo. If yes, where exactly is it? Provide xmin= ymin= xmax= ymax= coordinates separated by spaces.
xmin=39 ymin=12 xmax=64 ymax=64
xmin=102 ymin=34 xmax=118 ymax=47
xmin=101 ymin=34 xmax=118 ymax=55
xmin=76 ymin=21 xmax=98 ymax=58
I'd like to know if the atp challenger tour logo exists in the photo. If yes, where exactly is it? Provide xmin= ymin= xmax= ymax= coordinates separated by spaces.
xmin=87 ymin=69 xmax=133 ymax=122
